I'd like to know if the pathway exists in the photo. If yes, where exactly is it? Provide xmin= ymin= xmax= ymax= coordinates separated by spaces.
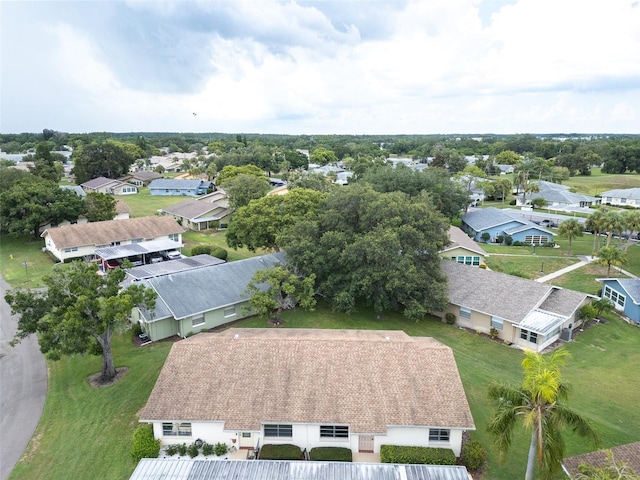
xmin=535 ymin=255 xmax=595 ymax=283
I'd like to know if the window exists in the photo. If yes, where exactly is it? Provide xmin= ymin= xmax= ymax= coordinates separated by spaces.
xmin=162 ymin=422 xmax=192 ymax=436
xmin=490 ymin=317 xmax=504 ymax=330
xmin=63 ymin=246 xmax=78 ymax=253
xmin=192 ymin=314 xmax=205 ymax=327
xmin=520 ymin=329 xmax=538 ymax=344
xmin=320 ymin=425 xmax=349 ymax=438
xmin=169 ymin=233 xmax=179 ymax=242
xmin=453 ymin=255 xmax=480 ymax=267
xmin=459 ymin=307 xmax=471 ymax=319
xmin=472 ymin=256 xmax=480 ymax=266
xmin=525 ymin=235 xmax=549 ymax=245
xmin=429 ymin=429 xmax=450 ymax=442
xmin=603 ymin=285 xmax=625 ymax=308
xmin=224 ymin=306 xmax=236 ymax=318
xmin=264 ymin=424 xmax=292 ymax=437
xmin=131 ymin=238 xmax=144 ymax=243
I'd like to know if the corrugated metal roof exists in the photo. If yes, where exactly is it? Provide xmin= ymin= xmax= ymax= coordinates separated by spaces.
xmin=130 ymin=459 xmax=470 ymax=480
xmin=95 ymin=239 xmax=183 ymax=260
xmin=124 ymin=255 xmax=224 ymax=281
xmin=519 ymin=310 xmax=564 ymax=335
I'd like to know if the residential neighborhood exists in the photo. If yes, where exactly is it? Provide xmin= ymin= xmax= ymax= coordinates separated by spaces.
xmin=1 ymin=131 xmax=639 ymax=480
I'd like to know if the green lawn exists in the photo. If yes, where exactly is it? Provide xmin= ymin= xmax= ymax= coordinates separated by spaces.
xmin=0 ymin=235 xmax=57 ymax=288
xmin=10 ymin=305 xmax=639 ymax=480
xmin=182 ymin=230 xmax=265 ymax=262
xmin=114 ymin=188 xmax=186 ymax=218
xmin=563 ymin=168 xmax=640 ymax=197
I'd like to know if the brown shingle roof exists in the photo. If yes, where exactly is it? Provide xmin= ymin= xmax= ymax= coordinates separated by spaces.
xmin=563 ymin=442 xmax=640 ymax=478
xmin=115 ymin=199 xmax=131 ymax=215
xmin=42 ymin=216 xmax=185 ymax=249
xmin=441 ymin=226 xmax=488 ymax=256
xmin=140 ymin=329 xmax=475 ymax=433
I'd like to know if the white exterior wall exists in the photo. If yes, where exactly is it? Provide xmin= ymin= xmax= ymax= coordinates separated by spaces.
xmin=385 ymin=426 xmax=464 ymax=457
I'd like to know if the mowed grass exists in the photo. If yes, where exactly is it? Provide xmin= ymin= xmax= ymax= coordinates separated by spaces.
xmin=114 ymin=188 xmax=186 ymax=218
xmin=9 ymin=334 xmax=173 ymax=480
xmin=563 ymin=168 xmax=640 ymax=197
xmin=11 ymin=305 xmax=638 ymax=480
xmin=182 ymin=230 xmax=266 ymax=262
xmin=0 ymin=235 xmax=57 ymax=288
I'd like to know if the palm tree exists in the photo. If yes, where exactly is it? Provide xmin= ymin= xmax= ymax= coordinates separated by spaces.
xmin=621 ymin=210 xmax=640 ymax=252
xmin=488 ymin=349 xmax=600 ymax=480
xmin=585 ymin=208 xmax=608 ymax=253
xmin=595 ymin=246 xmax=627 ymax=276
xmin=558 ymin=218 xmax=583 ymax=255
xmin=602 ymin=210 xmax=624 ymax=248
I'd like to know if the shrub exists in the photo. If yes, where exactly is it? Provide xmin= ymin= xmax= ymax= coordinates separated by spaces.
xmin=309 ymin=447 xmax=352 ymax=462
xmin=461 ymin=440 xmax=487 ymax=471
xmin=165 ymin=444 xmax=178 ymax=456
xmin=509 ymin=199 xmax=516 ymax=205
xmin=380 ymin=445 xmax=456 ymax=465
xmin=199 ymin=442 xmax=212 ymax=456
xmin=214 ymin=442 xmax=228 ymax=456
xmin=496 ymin=235 xmax=504 ymax=244
xmin=131 ymin=424 xmax=160 ymax=462
xmin=191 ymin=245 xmax=212 ymax=256
xmin=187 ymin=443 xmax=200 ymax=458
xmin=512 ymin=240 xmax=522 ymax=246
xmin=177 ymin=443 xmax=187 ymax=456
xmin=131 ymin=322 xmax=142 ymax=337
xmin=504 ymin=236 xmax=513 ymax=246
xmin=211 ymin=247 xmax=228 ymax=260
xmin=444 ymin=312 xmax=456 ymax=325
xmin=481 ymin=232 xmax=490 ymax=243
xmin=258 ymin=443 xmax=302 ymax=460
xmin=489 ymin=327 xmax=499 ymax=339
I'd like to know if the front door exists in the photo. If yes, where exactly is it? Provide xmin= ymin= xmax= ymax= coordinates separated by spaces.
xmin=359 ymin=435 xmax=374 ymax=453
xmin=239 ymin=432 xmax=253 ymax=448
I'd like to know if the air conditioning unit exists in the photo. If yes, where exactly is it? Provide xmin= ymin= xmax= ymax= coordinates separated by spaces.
xmin=560 ymin=328 xmax=572 ymax=341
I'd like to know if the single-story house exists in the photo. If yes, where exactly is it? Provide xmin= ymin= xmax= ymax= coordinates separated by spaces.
xmin=599 ymin=187 xmax=640 ymax=208
xmin=119 ymin=171 xmax=163 ymax=186
xmin=130 ymin=459 xmax=471 ymax=480
xmin=461 ymin=207 xmax=554 ymax=245
xmin=139 ymin=328 xmax=475 ymax=457
xmin=81 ymin=176 xmax=138 ymax=195
xmin=440 ymin=226 xmax=488 ymax=267
xmin=41 ymin=196 xmax=130 ymax=232
xmin=562 ymin=441 xmax=640 ymax=479
xmin=439 ymin=261 xmax=593 ymax=352
xmin=123 ymin=254 xmax=225 ymax=284
xmin=132 ymin=253 xmax=286 ymax=340
xmin=597 ymin=278 xmax=640 ymax=324
xmin=41 ymin=216 xmax=184 ymax=262
xmin=159 ymin=191 xmax=232 ymax=230
xmin=148 ymin=179 xmax=211 ymax=196
xmin=520 ymin=181 xmax=600 ymax=208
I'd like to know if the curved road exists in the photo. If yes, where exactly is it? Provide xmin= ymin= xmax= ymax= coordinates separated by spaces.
xmin=0 ymin=275 xmax=47 ymax=480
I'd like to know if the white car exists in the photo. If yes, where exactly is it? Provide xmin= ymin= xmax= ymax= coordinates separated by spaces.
xmin=164 ymin=250 xmax=182 ymax=260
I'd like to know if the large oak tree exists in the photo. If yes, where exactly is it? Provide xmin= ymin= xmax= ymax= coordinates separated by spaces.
xmin=6 ymin=262 xmax=156 ymax=384
xmin=281 ymin=184 xmax=450 ymax=320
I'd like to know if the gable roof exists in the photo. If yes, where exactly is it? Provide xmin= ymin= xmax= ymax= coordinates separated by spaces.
xmin=528 ymin=181 xmax=598 ymax=205
xmin=115 ymin=199 xmax=131 ymax=215
xmin=441 ymin=261 xmax=588 ymax=323
xmin=160 ymin=195 xmax=231 ymax=221
xmin=441 ymin=226 xmax=488 ymax=256
xmin=563 ymin=442 xmax=640 ymax=479
xmin=81 ymin=176 xmax=135 ymax=190
xmin=140 ymin=328 xmax=475 ymax=434
xmin=462 ymin=207 xmax=527 ymax=231
xmin=60 ymin=185 xmax=86 ymax=196
xmin=138 ymin=252 xmax=286 ymax=321
xmin=41 ymin=216 xmax=184 ymax=249
xmin=123 ymin=171 xmax=163 ymax=181
xmin=148 ymin=179 xmax=208 ymax=190
xmin=597 ymin=278 xmax=640 ymax=304
xmin=599 ymin=187 xmax=640 ymax=200
xmin=131 ymin=459 xmax=471 ymax=480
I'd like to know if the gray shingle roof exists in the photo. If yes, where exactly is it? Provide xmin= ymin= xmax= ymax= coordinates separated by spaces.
xmin=161 ymin=196 xmax=230 ymax=220
xmin=462 ymin=207 xmax=526 ymax=231
xmin=140 ymin=328 xmax=475 ymax=434
xmin=131 ymin=459 xmax=471 ymax=480
xmin=42 ymin=216 xmax=185 ymax=249
xmin=599 ymin=187 xmax=640 ymax=200
xmin=139 ymin=253 xmax=286 ymax=320
xmin=442 ymin=261 xmax=555 ymax=322
xmin=60 ymin=185 xmax=86 ymax=196
xmin=538 ymin=287 xmax=590 ymax=317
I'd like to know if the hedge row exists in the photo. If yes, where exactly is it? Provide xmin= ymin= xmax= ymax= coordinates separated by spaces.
xmin=309 ymin=446 xmax=352 ymax=462
xmin=131 ymin=424 xmax=160 ymax=462
xmin=379 ymin=445 xmax=456 ymax=465
xmin=258 ymin=443 xmax=302 ymax=460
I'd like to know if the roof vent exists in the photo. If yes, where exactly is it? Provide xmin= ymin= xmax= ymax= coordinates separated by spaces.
xmin=234 ymin=334 xmax=239 ymax=340
xmin=385 ymin=336 xmax=390 ymax=341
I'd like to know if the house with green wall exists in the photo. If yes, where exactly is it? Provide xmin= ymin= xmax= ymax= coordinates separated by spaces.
xmin=132 ymin=252 xmax=286 ymax=341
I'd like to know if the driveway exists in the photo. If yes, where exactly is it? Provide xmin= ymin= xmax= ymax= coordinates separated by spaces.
xmin=0 ymin=275 xmax=47 ymax=480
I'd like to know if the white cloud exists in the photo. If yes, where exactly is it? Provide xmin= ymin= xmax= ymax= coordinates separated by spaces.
xmin=1 ymin=0 xmax=639 ymax=133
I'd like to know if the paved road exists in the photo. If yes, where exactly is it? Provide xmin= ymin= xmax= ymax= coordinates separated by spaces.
xmin=0 ymin=275 xmax=47 ymax=480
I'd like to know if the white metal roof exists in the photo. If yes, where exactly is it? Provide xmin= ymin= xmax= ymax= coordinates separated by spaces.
xmin=519 ymin=310 xmax=565 ymax=335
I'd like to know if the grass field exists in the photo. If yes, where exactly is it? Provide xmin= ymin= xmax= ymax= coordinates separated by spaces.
xmin=0 ymin=235 xmax=57 ymax=288
xmin=114 ymin=188 xmax=186 ymax=218
xmin=563 ymin=168 xmax=640 ymax=197
xmin=9 ymin=305 xmax=639 ymax=480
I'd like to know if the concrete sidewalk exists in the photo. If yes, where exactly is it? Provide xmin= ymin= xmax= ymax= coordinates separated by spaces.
xmin=535 ymin=255 xmax=594 ymax=283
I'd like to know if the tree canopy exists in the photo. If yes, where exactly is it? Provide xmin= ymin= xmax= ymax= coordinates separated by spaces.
xmin=221 ymin=173 xmax=270 ymax=209
xmin=85 ymin=192 xmax=117 ymax=222
xmin=6 ymin=263 xmax=156 ymax=383
xmin=281 ymin=184 xmax=450 ymax=320
xmin=226 ymin=188 xmax=326 ymax=252
xmin=0 ymin=177 xmax=86 ymax=238
xmin=72 ymin=142 xmax=134 ymax=184
xmin=215 ymin=164 xmax=266 ymax=186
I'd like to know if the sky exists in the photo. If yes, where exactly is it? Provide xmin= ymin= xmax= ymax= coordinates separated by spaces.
xmin=2 ymin=0 xmax=640 ymax=135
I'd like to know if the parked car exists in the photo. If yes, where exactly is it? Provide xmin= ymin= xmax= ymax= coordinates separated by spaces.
xmin=162 ymin=250 xmax=182 ymax=260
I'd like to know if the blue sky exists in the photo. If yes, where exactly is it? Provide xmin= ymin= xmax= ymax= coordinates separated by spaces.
xmin=2 ymin=0 xmax=639 ymax=134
